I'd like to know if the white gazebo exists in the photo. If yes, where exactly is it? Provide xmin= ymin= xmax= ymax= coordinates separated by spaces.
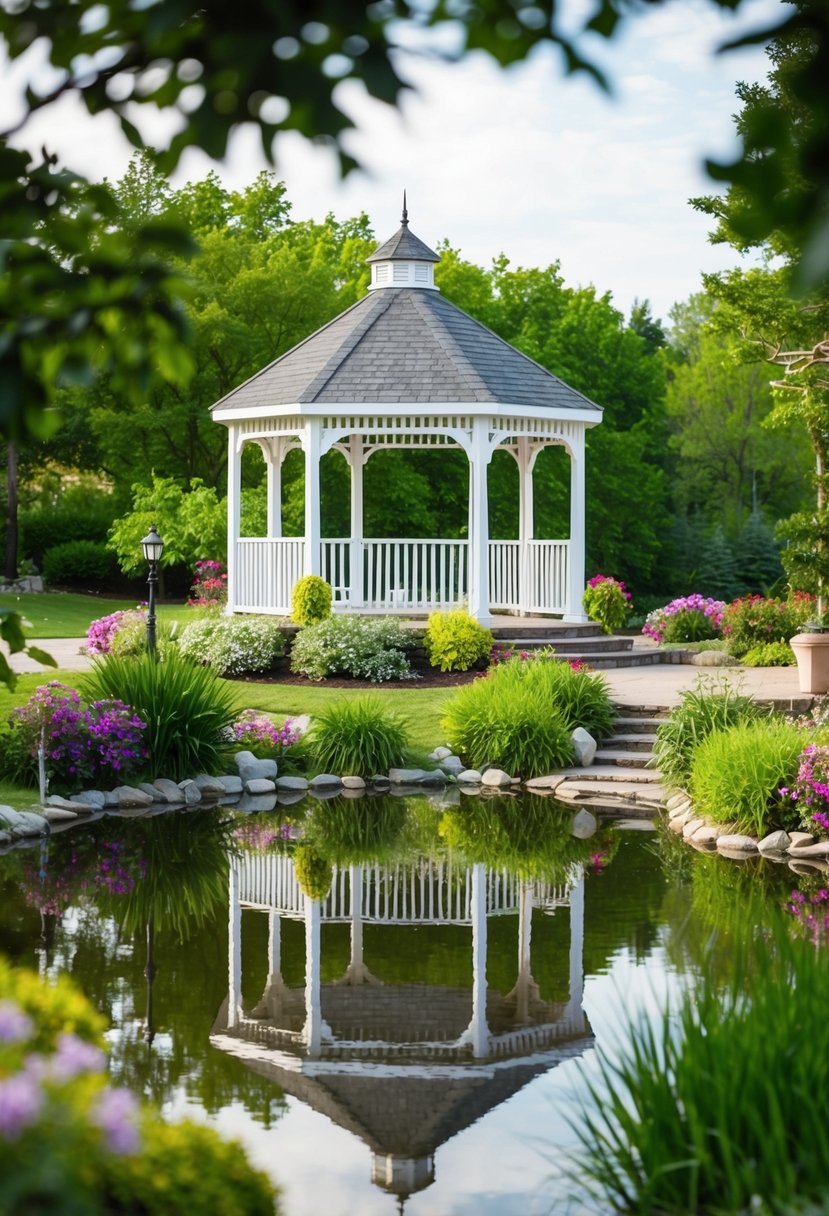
xmin=211 ymin=203 xmax=603 ymax=624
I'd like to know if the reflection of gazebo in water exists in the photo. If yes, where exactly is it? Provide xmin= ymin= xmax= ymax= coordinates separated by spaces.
xmin=211 ymin=855 xmax=593 ymax=1206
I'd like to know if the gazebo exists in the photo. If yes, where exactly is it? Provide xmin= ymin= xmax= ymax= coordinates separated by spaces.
xmin=211 ymin=204 xmax=603 ymax=624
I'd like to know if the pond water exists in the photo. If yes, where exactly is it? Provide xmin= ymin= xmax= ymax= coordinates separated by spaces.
xmin=0 ymin=797 xmax=797 ymax=1215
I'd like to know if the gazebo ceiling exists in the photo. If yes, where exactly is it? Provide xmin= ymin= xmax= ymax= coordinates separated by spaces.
xmin=211 ymin=214 xmax=603 ymax=422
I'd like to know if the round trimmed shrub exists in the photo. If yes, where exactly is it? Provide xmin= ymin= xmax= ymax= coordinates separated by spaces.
xmin=425 ymin=609 xmax=493 ymax=672
xmin=42 ymin=539 xmax=120 ymax=588
xmin=178 ymin=614 xmax=285 ymax=675
xmin=293 ymin=844 xmax=333 ymax=901
xmin=291 ymin=575 xmax=332 ymax=626
xmin=290 ymin=616 xmax=413 ymax=681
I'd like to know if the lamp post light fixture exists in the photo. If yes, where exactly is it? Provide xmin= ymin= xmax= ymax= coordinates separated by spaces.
xmin=140 ymin=524 xmax=164 ymax=656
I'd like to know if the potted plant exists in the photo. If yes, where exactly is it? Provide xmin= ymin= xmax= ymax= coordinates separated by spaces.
xmin=778 ymin=509 xmax=829 ymax=693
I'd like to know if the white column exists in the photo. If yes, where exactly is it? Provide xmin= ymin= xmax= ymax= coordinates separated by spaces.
xmin=264 ymin=440 xmax=283 ymax=539
xmin=303 ymin=419 xmax=322 ymax=577
xmin=268 ymin=909 xmax=281 ymax=979
xmin=470 ymin=863 xmax=489 ymax=1058
xmin=349 ymin=863 xmax=364 ymax=974
xmin=565 ymin=869 xmax=586 ymax=1032
xmin=226 ymin=425 xmax=242 ymax=614
xmin=468 ymin=419 xmax=492 ymax=623
xmin=304 ymin=896 xmax=322 ymax=1057
xmin=517 ymin=438 xmax=535 ymax=616
xmin=349 ymin=436 xmax=364 ymax=609
xmin=228 ymin=861 xmax=242 ymax=1029
xmin=565 ymin=428 xmax=588 ymax=622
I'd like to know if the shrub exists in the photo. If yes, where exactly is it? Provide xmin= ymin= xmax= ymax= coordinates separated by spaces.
xmin=82 ymin=651 xmax=238 ymax=780
xmin=291 ymin=575 xmax=332 ymax=626
xmin=741 ymin=640 xmax=796 ymax=667
xmin=722 ymin=593 xmax=814 ymax=657
xmin=0 ymin=958 xmax=278 ymax=1215
xmin=290 ymin=616 xmax=414 ymax=681
xmin=188 ymin=559 xmax=227 ymax=609
xmin=293 ymin=843 xmax=333 ymax=901
xmin=309 ymin=697 xmax=409 ymax=776
xmin=643 ymin=594 xmax=726 ymax=644
xmin=780 ymin=744 xmax=829 ymax=836
xmin=424 ymin=610 xmax=493 ymax=672
xmin=532 ymin=656 xmax=616 ymax=740
xmin=87 ymin=608 xmax=147 ymax=656
xmin=232 ymin=710 xmax=302 ymax=760
xmin=652 ymin=677 xmax=764 ymax=790
xmin=178 ymin=615 xmax=285 ymax=675
xmin=42 ymin=539 xmax=120 ymax=588
xmin=19 ymin=492 xmax=118 ymax=567
xmin=690 ymin=717 xmax=805 ymax=836
xmin=582 ymin=574 xmax=632 ymax=634
xmin=441 ymin=665 xmax=574 ymax=778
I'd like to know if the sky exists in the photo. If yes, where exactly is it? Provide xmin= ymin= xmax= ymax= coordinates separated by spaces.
xmin=0 ymin=0 xmax=782 ymax=324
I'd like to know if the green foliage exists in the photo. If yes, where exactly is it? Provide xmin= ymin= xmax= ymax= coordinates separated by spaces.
xmin=293 ymin=844 xmax=333 ymax=902
xmin=741 ymin=640 xmax=796 ymax=666
xmin=0 ymin=721 xmax=38 ymax=786
xmin=290 ymin=616 xmax=414 ymax=682
xmin=777 ymin=509 xmax=829 ymax=600
xmin=108 ymin=476 xmax=226 ymax=575
xmin=736 ymin=511 xmax=786 ymax=593
xmin=82 ymin=651 xmax=237 ymax=780
xmin=290 ymin=575 xmax=333 ymax=626
xmin=42 ymin=540 xmax=120 ymax=588
xmin=302 ymin=798 xmax=411 ymax=866
xmin=441 ymin=663 xmax=575 ymax=778
xmin=537 ymin=659 xmax=616 ymax=739
xmin=690 ymin=718 xmax=804 ymax=836
xmin=309 ymin=697 xmax=409 ymax=777
xmin=571 ymin=921 xmax=829 ymax=1215
xmin=0 ymin=607 xmax=57 ymax=690
xmin=723 ymin=594 xmax=813 ymax=657
xmin=661 ymin=607 xmax=719 ymax=644
xmin=425 ymin=610 xmax=493 ymax=672
xmin=178 ymin=615 xmax=285 ymax=676
xmin=0 ymin=955 xmax=105 ymax=1050
xmin=652 ymin=676 xmax=765 ymax=790
xmin=19 ymin=491 xmax=120 ymax=567
xmin=582 ymin=576 xmax=631 ymax=634
xmin=696 ymin=523 xmax=740 ymax=602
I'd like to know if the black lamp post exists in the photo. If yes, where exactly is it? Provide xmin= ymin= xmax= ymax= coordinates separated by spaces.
xmin=140 ymin=524 xmax=164 ymax=656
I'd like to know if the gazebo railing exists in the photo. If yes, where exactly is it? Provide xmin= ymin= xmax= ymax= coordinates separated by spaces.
xmin=235 ymin=536 xmax=568 ymax=614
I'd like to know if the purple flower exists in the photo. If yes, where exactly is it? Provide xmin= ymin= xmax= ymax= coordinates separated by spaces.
xmin=0 ymin=1073 xmax=43 ymax=1140
xmin=0 ymin=1001 xmax=33 ymax=1044
xmin=93 ymin=1086 xmax=141 ymax=1155
xmin=50 ymin=1033 xmax=106 ymax=1081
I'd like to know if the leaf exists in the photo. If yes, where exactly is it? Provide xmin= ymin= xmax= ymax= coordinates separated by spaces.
xmin=27 ymin=645 xmax=58 ymax=668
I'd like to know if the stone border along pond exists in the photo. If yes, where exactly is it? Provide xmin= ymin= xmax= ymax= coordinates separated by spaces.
xmin=0 ymin=721 xmax=628 ymax=852
xmin=666 ymin=792 xmax=829 ymax=872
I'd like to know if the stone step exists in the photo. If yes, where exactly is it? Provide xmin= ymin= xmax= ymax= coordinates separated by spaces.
xmin=613 ymin=716 xmax=667 ymax=734
xmin=495 ymin=635 xmax=633 ymax=655
xmin=594 ymin=749 xmax=657 ymax=768
xmin=605 ymin=733 xmax=658 ymax=751
xmin=575 ymin=651 xmax=681 ymax=669
xmin=556 ymin=765 xmax=663 ymax=784
xmin=554 ymin=778 xmax=667 ymax=808
xmin=490 ymin=621 xmax=602 ymax=640
xmin=611 ymin=704 xmax=672 ymax=718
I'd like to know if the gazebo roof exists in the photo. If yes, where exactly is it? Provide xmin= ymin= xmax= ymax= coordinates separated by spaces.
xmin=210 ymin=280 xmax=602 ymax=417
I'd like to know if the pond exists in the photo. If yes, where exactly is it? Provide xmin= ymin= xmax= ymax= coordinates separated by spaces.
xmin=0 ymin=796 xmax=798 ymax=1215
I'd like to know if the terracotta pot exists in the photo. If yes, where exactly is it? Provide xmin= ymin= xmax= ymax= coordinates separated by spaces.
xmin=790 ymin=631 xmax=829 ymax=694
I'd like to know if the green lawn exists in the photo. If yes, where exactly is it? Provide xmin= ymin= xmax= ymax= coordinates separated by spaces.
xmin=0 ymin=592 xmax=198 ymax=638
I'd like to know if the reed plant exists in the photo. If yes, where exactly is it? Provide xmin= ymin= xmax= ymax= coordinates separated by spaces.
xmin=82 ymin=650 xmax=237 ymax=781
xmin=309 ymin=696 xmax=409 ymax=777
xmin=690 ymin=717 xmax=805 ymax=837
xmin=651 ymin=675 xmax=764 ymax=789
xmin=571 ymin=918 xmax=829 ymax=1215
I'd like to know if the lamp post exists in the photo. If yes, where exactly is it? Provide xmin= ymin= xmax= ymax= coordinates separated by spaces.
xmin=140 ymin=524 xmax=164 ymax=657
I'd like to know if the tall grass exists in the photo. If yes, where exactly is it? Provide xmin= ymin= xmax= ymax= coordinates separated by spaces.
xmin=571 ymin=918 xmax=829 ymax=1214
xmin=651 ymin=676 xmax=765 ymax=790
xmin=689 ymin=717 xmax=804 ymax=837
xmin=82 ymin=651 xmax=238 ymax=781
xmin=309 ymin=697 xmax=410 ymax=777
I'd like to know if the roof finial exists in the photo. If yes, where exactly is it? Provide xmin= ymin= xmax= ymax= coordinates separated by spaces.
xmin=401 ymin=190 xmax=408 ymax=228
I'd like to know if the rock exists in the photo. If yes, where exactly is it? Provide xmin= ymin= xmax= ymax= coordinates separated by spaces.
xmin=46 ymin=794 xmax=96 ymax=813
xmin=787 ymin=841 xmax=829 ymax=859
xmin=420 ymin=769 xmax=447 ymax=785
xmin=0 ymin=830 xmax=11 ymax=847
xmin=237 ymin=793 xmax=278 ymax=814
xmin=668 ymin=798 xmax=693 ymax=820
xmin=0 ymin=806 xmax=24 ymax=830
xmin=75 ymin=790 xmax=106 ymax=810
xmin=245 ymin=778 xmax=276 ymax=796
xmin=481 ymin=768 xmax=512 ymax=789
xmin=692 ymin=650 xmax=739 ymax=666
xmin=103 ymin=790 xmax=119 ymax=807
xmin=152 ymin=783 xmax=184 ymax=802
xmin=371 ymin=775 xmax=391 ymax=788
xmin=194 ymin=774 xmax=226 ymax=796
xmin=277 ymin=791 xmax=308 ymax=807
xmin=140 ymin=782 xmax=162 ymax=800
xmin=341 ymin=787 xmax=367 ymax=800
xmin=239 ymin=759 xmax=278 ymax=784
xmin=716 ymin=834 xmax=759 ymax=854
xmin=759 ymin=829 xmax=792 ymax=855
xmin=234 ymin=750 xmax=257 ymax=767
xmin=668 ymin=815 xmax=686 ymax=835
xmin=309 ymin=786 xmax=342 ymax=801
xmin=114 ymin=786 xmax=154 ymax=808
xmin=429 ymin=746 xmax=452 ymax=761
xmin=441 ymin=756 xmax=464 ymax=776
xmin=289 ymin=714 xmax=311 ymax=737
xmin=571 ymin=727 xmax=597 ymax=767
xmin=682 ymin=817 xmax=706 ymax=840
xmin=275 ymin=776 xmax=309 ymax=792
xmin=789 ymin=859 xmax=829 ymax=876
xmin=178 ymin=779 xmax=202 ymax=806
xmin=674 ymin=807 xmax=698 ymax=827
xmin=342 ymin=776 xmax=366 ymax=790
xmin=10 ymin=810 xmax=49 ymax=837
xmin=309 ymin=774 xmax=342 ymax=789
xmin=571 ymin=809 xmax=598 ymax=839
xmin=689 ymin=823 xmax=720 ymax=846
xmin=218 ymin=775 xmax=243 ymax=795
xmin=457 ymin=770 xmax=482 ymax=785
xmin=789 ymin=831 xmax=815 ymax=848
xmin=525 ymin=774 xmax=566 ymax=792
xmin=43 ymin=807 xmax=79 ymax=822
xmin=389 ymin=768 xmax=427 ymax=784
xmin=666 ymin=791 xmax=690 ymax=812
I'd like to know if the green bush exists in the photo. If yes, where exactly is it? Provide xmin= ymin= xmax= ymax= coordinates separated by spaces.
xmin=310 ymin=696 xmax=409 ymax=776
xmin=582 ymin=575 xmax=631 ymax=634
xmin=291 ymin=575 xmax=332 ymax=626
xmin=572 ymin=921 xmax=829 ymax=1216
xmin=690 ymin=717 xmax=805 ymax=836
xmin=82 ymin=651 xmax=237 ymax=780
xmin=441 ymin=666 xmax=573 ymax=778
xmin=293 ymin=843 xmax=333 ymax=901
xmin=661 ymin=607 xmax=719 ymax=643
xmin=290 ymin=615 xmax=414 ymax=681
xmin=20 ymin=493 xmax=118 ymax=567
xmin=652 ymin=677 xmax=764 ymax=790
xmin=425 ymin=609 xmax=493 ymax=671
xmin=534 ymin=656 xmax=616 ymax=739
xmin=178 ymin=614 xmax=285 ymax=675
xmin=0 ymin=722 xmax=38 ymax=787
xmin=42 ymin=540 xmax=120 ymax=588
xmin=741 ymin=640 xmax=796 ymax=667
xmin=722 ymin=593 xmax=814 ymax=657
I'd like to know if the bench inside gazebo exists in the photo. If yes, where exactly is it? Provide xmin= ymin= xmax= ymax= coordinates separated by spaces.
xmin=212 ymin=204 xmax=602 ymax=624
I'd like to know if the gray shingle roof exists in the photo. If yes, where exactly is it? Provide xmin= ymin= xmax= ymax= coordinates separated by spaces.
xmin=366 ymin=223 xmax=440 ymax=263
xmin=211 ymin=287 xmax=602 ymax=415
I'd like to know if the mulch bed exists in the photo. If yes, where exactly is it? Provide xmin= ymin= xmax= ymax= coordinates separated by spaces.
xmin=237 ymin=666 xmax=483 ymax=690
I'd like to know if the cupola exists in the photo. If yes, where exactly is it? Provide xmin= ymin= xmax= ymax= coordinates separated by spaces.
xmin=366 ymin=193 xmax=440 ymax=291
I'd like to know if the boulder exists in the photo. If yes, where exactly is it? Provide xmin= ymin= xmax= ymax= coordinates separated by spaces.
xmin=571 ymin=727 xmax=597 ymax=767
xmin=682 ymin=817 xmax=706 ymax=840
xmin=46 ymin=794 xmax=96 ymax=814
xmin=140 ymin=782 xmax=162 ymax=800
xmin=309 ymin=774 xmax=342 ymax=790
xmin=457 ymin=770 xmax=482 ymax=785
xmin=275 ymin=776 xmax=309 ymax=792
xmin=0 ymin=806 xmax=23 ymax=830
xmin=758 ymin=830 xmax=792 ymax=855
xmin=290 ymin=714 xmax=311 ymax=737
xmin=420 ymin=769 xmax=447 ymax=785
xmin=245 ymin=778 xmax=276 ymax=796
xmin=571 ymin=809 xmax=598 ymax=839
xmin=178 ymin=779 xmax=202 ymax=806
xmin=103 ymin=790 xmax=119 ymax=807
xmin=8 ymin=810 xmax=49 ymax=837
xmin=692 ymin=650 xmax=739 ymax=667
xmin=787 ymin=841 xmax=829 ymax=859
xmin=371 ymin=775 xmax=391 ymax=788
xmin=689 ymin=823 xmax=720 ymax=846
xmin=342 ymin=776 xmax=366 ymax=790
xmin=789 ymin=831 xmax=816 ymax=848
xmin=440 ymin=756 xmax=464 ymax=776
xmin=43 ymin=807 xmax=79 ymax=822
xmin=75 ymin=790 xmax=106 ymax=810
xmin=238 ymin=759 xmax=278 ymax=785
xmin=666 ymin=791 xmax=690 ymax=812
xmin=716 ymin=834 xmax=759 ymax=854
xmin=389 ymin=768 xmax=427 ymax=785
xmin=0 ymin=830 xmax=11 ymax=847
xmin=237 ymin=793 xmax=278 ymax=814
xmin=481 ymin=768 xmax=512 ymax=789
xmin=429 ymin=746 xmax=452 ymax=761
xmin=525 ymin=774 xmax=566 ymax=792
xmin=194 ymin=774 xmax=227 ymax=797
xmin=218 ymin=775 xmax=244 ymax=795
xmin=113 ymin=786 xmax=154 ymax=808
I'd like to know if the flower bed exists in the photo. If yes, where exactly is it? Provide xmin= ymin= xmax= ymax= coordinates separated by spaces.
xmin=643 ymin=595 xmax=726 ymax=644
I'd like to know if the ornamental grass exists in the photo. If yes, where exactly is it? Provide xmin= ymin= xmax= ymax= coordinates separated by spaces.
xmin=651 ymin=675 xmax=764 ymax=790
xmin=309 ymin=696 xmax=410 ymax=777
